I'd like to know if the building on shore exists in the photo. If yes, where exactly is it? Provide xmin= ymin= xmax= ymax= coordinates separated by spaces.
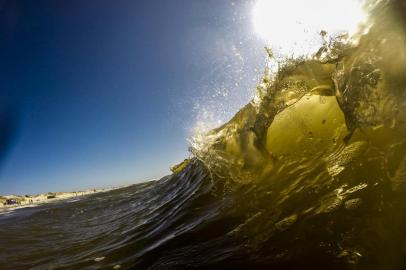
xmin=0 ymin=197 xmax=7 ymax=206
xmin=46 ymin=193 xmax=56 ymax=199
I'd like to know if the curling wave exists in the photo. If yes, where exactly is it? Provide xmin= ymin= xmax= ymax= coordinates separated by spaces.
xmin=1 ymin=1 xmax=406 ymax=269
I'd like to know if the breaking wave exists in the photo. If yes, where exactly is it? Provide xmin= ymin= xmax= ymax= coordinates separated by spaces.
xmin=1 ymin=1 xmax=406 ymax=269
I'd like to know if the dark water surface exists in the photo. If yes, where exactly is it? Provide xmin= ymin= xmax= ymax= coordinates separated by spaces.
xmin=1 ymin=156 xmax=406 ymax=270
xmin=0 ymin=162 xmax=239 ymax=270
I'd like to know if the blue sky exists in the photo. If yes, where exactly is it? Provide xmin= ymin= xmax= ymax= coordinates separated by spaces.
xmin=0 ymin=0 xmax=266 ymax=195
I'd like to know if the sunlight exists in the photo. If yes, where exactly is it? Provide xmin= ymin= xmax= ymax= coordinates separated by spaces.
xmin=252 ymin=0 xmax=367 ymax=56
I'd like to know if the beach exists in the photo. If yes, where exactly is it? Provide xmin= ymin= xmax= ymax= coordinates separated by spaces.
xmin=0 ymin=188 xmax=116 ymax=211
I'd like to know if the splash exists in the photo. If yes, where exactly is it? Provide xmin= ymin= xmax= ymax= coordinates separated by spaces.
xmin=252 ymin=0 xmax=368 ymax=57
xmin=190 ymin=0 xmax=406 ymax=185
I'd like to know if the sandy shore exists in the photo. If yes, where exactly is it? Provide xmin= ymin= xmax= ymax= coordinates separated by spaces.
xmin=0 ymin=188 xmax=117 ymax=211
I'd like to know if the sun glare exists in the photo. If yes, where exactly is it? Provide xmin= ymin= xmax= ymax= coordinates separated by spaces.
xmin=252 ymin=0 xmax=367 ymax=56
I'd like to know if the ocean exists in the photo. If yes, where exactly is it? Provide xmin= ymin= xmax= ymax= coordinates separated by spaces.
xmin=1 ymin=0 xmax=406 ymax=269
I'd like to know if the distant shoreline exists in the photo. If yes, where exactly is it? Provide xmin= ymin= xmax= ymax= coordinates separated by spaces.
xmin=0 ymin=187 xmax=121 ymax=211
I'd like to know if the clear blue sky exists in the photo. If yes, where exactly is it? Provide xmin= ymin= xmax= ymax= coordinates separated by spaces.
xmin=0 ymin=0 xmax=266 ymax=195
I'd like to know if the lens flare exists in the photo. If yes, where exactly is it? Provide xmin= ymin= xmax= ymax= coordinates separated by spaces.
xmin=252 ymin=0 xmax=367 ymax=56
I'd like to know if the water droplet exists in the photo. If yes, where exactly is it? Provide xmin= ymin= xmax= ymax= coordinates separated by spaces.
xmin=94 ymin=256 xmax=105 ymax=262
